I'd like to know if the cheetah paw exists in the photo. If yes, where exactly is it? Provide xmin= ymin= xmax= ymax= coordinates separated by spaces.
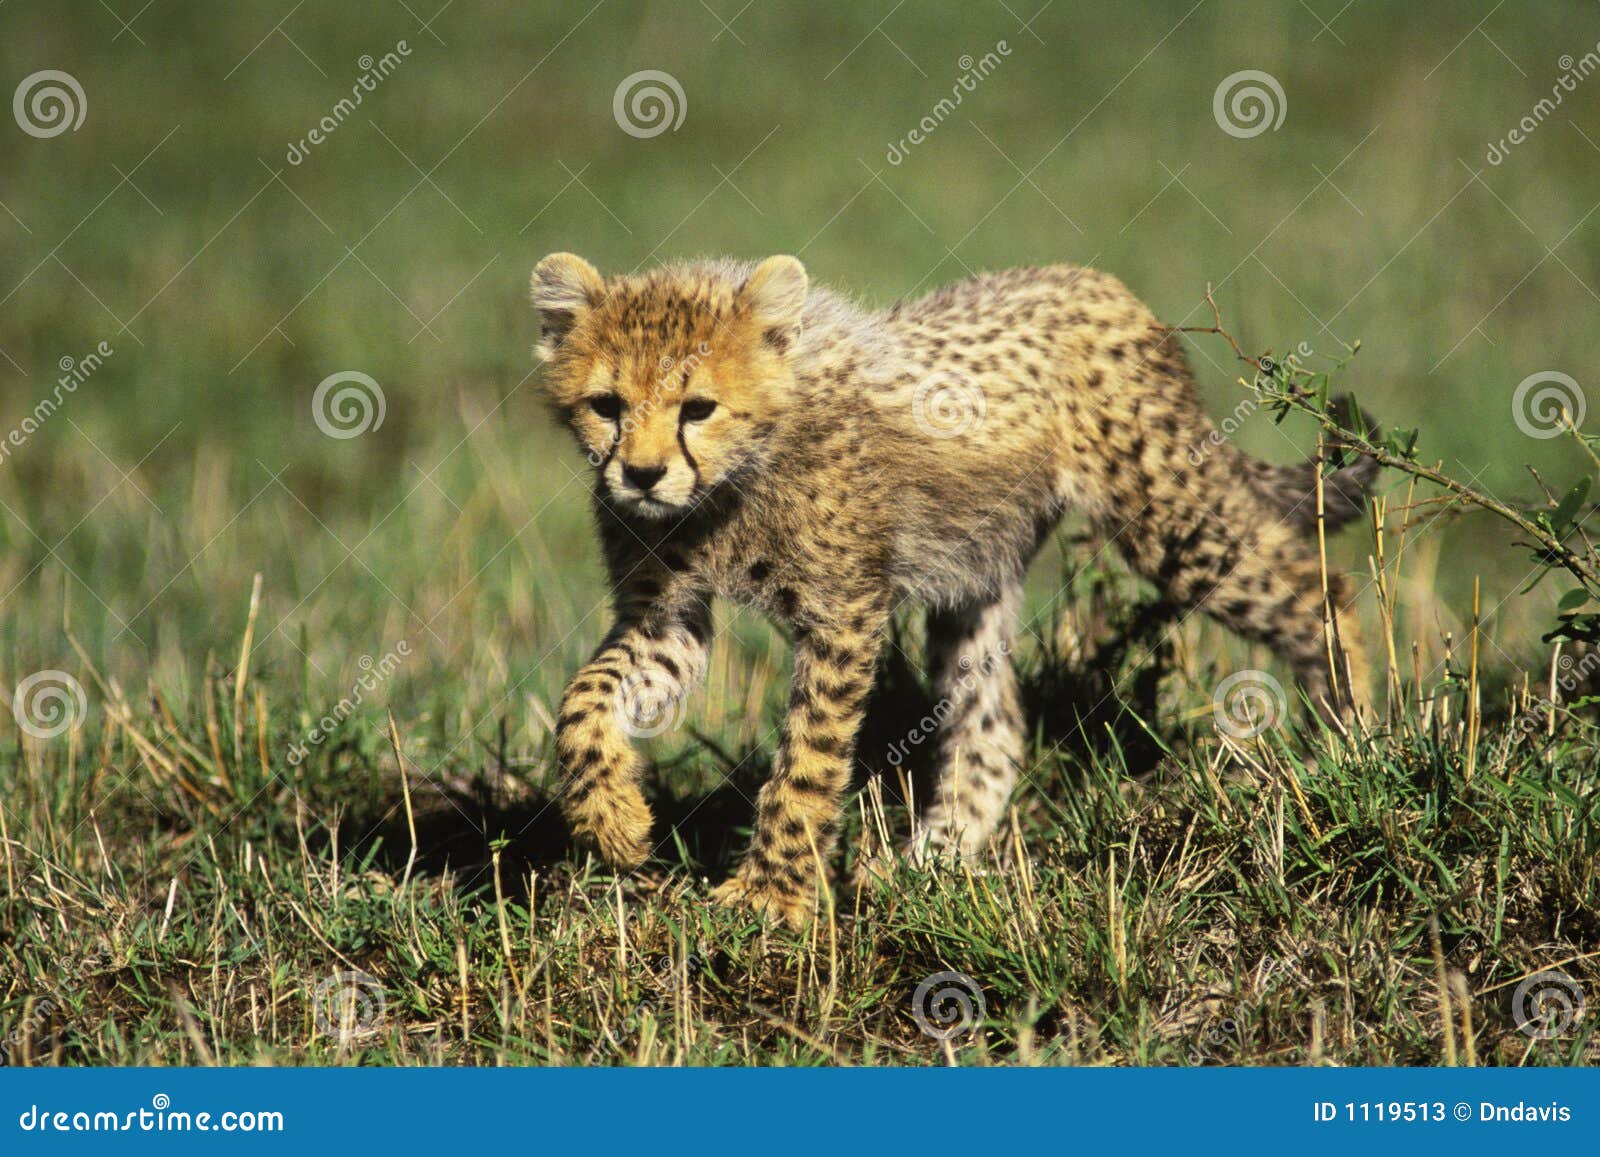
xmin=567 ymin=788 xmax=654 ymax=869
xmin=850 ymin=850 xmax=899 ymax=889
xmin=710 ymin=874 xmax=817 ymax=931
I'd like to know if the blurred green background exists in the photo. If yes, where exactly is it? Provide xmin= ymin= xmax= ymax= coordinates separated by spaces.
xmin=1 ymin=0 xmax=1596 ymax=733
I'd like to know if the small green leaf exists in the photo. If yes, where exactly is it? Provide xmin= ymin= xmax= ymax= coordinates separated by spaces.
xmin=1385 ymin=428 xmax=1418 ymax=458
xmin=1557 ymin=587 xmax=1591 ymax=612
xmin=1551 ymin=476 xmax=1592 ymax=534
xmin=1543 ymin=611 xmax=1600 ymax=644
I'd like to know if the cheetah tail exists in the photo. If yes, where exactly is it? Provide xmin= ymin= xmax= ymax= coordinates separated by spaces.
xmin=1249 ymin=393 xmax=1381 ymax=533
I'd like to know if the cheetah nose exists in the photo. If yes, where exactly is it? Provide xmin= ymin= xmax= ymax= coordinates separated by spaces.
xmin=622 ymin=463 xmax=667 ymax=492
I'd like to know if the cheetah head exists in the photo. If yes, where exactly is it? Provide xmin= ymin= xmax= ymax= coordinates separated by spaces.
xmin=531 ymin=253 xmax=807 ymax=520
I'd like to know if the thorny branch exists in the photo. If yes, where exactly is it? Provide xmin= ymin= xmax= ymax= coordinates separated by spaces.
xmin=1162 ymin=286 xmax=1600 ymax=612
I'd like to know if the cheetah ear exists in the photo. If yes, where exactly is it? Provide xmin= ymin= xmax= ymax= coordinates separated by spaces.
xmin=531 ymin=252 xmax=604 ymax=360
xmin=739 ymin=255 xmax=807 ymax=354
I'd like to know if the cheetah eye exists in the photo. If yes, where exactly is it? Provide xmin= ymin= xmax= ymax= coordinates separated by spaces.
xmin=588 ymin=394 xmax=623 ymax=421
xmin=680 ymin=398 xmax=717 ymax=423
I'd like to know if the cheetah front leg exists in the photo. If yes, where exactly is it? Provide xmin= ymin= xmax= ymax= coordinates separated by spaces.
xmin=910 ymin=585 xmax=1025 ymax=863
xmin=713 ymin=606 xmax=885 ymax=929
xmin=556 ymin=595 xmax=710 ymax=869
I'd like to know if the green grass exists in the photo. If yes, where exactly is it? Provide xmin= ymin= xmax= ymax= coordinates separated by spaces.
xmin=2 ymin=582 xmax=1597 ymax=1065
xmin=3 ymin=1 xmax=1599 ymax=1066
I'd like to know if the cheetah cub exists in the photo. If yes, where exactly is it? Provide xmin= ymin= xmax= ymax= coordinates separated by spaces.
xmin=532 ymin=253 xmax=1375 ymax=929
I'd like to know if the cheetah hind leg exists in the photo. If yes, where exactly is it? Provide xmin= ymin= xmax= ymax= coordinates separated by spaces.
xmin=905 ymin=585 xmax=1025 ymax=866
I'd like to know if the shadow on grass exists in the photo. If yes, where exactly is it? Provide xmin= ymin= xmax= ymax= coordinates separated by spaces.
xmin=346 ymin=596 xmax=1177 ymax=897
xmin=347 ymin=749 xmax=776 ymax=899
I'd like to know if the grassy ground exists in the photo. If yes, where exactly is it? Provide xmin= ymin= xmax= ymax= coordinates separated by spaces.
xmin=2 ymin=581 xmax=1597 ymax=1066
xmin=2 ymin=1 xmax=1599 ymax=1065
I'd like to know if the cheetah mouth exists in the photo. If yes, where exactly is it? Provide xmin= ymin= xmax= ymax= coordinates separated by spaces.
xmin=610 ymin=491 xmax=688 ymax=519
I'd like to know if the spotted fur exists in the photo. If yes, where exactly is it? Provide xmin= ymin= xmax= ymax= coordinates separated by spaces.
xmin=531 ymin=253 xmax=1375 ymax=929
